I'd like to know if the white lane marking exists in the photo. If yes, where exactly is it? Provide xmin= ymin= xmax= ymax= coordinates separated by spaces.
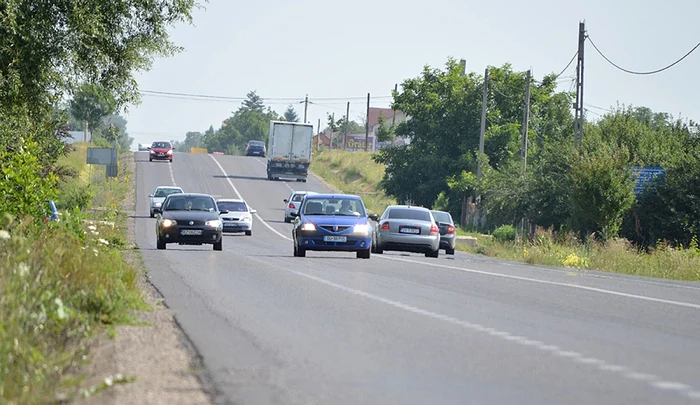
xmin=205 ymin=152 xmax=700 ymax=400
xmin=374 ymin=255 xmax=700 ymax=310
xmin=280 ymin=267 xmax=698 ymax=400
xmin=254 ymin=157 xmax=304 ymax=192
xmin=209 ymin=154 xmax=292 ymax=241
xmin=169 ymin=161 xmax=177 ymax=186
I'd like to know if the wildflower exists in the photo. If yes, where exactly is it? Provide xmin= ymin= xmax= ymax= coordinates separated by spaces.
xmin=98 ymin=238 xmax=109 ymax=245
xmin=17 ymin=262 xmax=29 ymax=277
xmin=0 ymin=230 xmax=10 ymax=240
xmin=88 ymin=225 xmax=97 ymax=231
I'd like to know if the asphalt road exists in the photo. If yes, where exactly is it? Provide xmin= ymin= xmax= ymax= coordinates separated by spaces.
xmin=134 ymin=151 xmax=700 ymax=405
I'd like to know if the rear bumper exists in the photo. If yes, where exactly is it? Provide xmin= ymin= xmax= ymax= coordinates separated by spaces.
xmin=439 ymin=234 xmax=457 ymax=249
xmin=377 ymin=233 xmax=440 ymax=252
xmin=246 ymin=150 xmax=265 ymax=156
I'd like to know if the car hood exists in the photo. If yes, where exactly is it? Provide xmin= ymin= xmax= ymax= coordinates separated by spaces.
xmin=162 ymin=210 xmax=220 ymax=221
xmin=151 ymin=197 xmax=166 ymax=204
xmin=151 ymin=148 xmax=171 ymax=153
xmin=301 ymin=215 xmax=368 ymax=225
xmin=220 ymin=211 xmax=251 ymax=219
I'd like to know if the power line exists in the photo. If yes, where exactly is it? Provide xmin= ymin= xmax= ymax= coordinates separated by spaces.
xmin=587 ymin=36 xmax=700 ymax=75
xmin=554 ymin=51 xmax=578 ymax=79
xmin=138 ymin=89 xmax=392 ymax=101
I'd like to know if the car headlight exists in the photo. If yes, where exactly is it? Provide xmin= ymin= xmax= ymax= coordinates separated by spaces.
xmin=162 ymin=219 xmax=177 ymax=227
xmin=206 ymin=219 xmax=222 ymax=228
xmin=300 ymin=222 xmax=316 ymax=231
xmin=240 ymin=215 xmax=252 ymax=222
xmin=353 ymin=224 xmax=370 ymax=234
xmin=167 ymin=149 xmax=173 ymax=155
xmin=154 ymin=202 xmax=162 ymax=207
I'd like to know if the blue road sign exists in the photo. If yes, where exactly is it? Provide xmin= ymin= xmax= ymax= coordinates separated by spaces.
xmin=631 ymin=166 xmax=665 ymax=196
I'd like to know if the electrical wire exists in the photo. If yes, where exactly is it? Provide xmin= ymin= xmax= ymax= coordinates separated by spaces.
xmin=554 ymin=51 xmax=578 ymax=79
xmin=138 ymin=89 xmax=392 ymax=101
xmin=587 ymin=35 xmax=700 ymax=75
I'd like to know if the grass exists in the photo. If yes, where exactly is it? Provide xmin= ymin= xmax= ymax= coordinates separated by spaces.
xmin=0 ymin=143 xmax=146 ymax=404
xmin=310 ymin=149 xmax=700 ymax=282
xmin=310 ymin=150 xmax=396 ymax=215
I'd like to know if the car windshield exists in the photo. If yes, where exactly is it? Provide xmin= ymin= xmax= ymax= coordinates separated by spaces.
xmin=388 ymin=208 xmax=431 ymax=221
xmin=152 ymin=142 xmax=171 ymax=149
xmin=302 ymin=197 xmax=366 ymax=216
xmin=217 ymin=201 xmax=248 ymax=212
xmin=164 ymin=196 xmax=216 ymax=212
xmin=154 ymin=188 xmax=182 ymax=198
xmin=431 ymin=211 xmax=452 ymax=224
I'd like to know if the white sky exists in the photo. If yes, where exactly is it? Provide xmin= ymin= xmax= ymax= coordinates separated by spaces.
xmin=125 ymin=0 xmax=700 ymax=148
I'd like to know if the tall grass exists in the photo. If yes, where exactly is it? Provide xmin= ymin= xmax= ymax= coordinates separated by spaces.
xmin=0 ymin=143 xmax=145 ymax=404
xmin=310 ymin=150 xmax=396 ymax=214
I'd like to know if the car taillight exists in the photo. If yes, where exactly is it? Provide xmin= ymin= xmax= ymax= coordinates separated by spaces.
xmin=430 ymin=224 xmax=439 ymax=234
xmin=247 ymin=145 xmax=251 ymax=149
xmin=447 ymin=225 xmax=455 ymax=234
xmin=381 ymin=221 xmax=390 ymax=230
xmin=289 ymin=203 xmax=295 ymax=209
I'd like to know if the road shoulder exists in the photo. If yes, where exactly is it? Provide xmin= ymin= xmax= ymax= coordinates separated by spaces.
xmin=73 ymin=153 xmax=213 ymax=405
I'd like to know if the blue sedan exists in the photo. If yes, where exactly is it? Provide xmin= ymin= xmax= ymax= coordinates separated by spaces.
xmin=291 ymin=194 xmax=378 ymax=259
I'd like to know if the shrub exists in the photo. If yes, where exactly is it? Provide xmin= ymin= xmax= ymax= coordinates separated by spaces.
xmin=493 ymin=224 xmax=516 ymax=243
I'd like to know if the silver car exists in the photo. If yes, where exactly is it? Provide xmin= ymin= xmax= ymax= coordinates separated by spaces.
xmin=149 ymin=186 xmax=183 ymax=217
xmin=283 ymin=191 xmax=318 ymax=223
xmin=431 ymin=210 xmax=456 ymax=255
xmin=373 ymin=205 xmax=440 ymax=258
xmin=217 ymin=198 xmax=256 ymax=236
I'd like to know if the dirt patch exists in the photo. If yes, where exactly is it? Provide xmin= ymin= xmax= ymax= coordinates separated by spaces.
xmin=71 ymin=153 xmax=213 ymax=405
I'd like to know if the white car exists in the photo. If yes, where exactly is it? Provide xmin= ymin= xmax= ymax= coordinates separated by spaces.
xmin=283 ymin=190 xmax=318 ymax=223
xmin=217 ymin=199 xmax=256 ymax=236
xmin=149 ymin=186 xmax=184 ymax=217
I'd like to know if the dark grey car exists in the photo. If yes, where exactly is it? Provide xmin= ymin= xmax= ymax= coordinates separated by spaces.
xmin=431 ymin=210 xmax=456 ymax=255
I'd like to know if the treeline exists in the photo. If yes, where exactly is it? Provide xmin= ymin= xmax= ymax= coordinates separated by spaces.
xmin=374 ymin=58 xmax=699 ymax=247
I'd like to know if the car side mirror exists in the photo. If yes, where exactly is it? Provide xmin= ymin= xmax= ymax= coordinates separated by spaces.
xmin=219 ymin=210 xmax=229 ymax=215
xmin=153 ymin=208 xmax=162 ymax=215
xmin=147 ymin=147 xmax=151 ymax=150
xmin=249 ymin=209 xmax=257 ymax=214
xmin=172 ymin=147 xmax=176 ymax=151
xmin=290 ymin=212 xmax=298 ymax=218
xmin=283 ymin=199 xmax=288 ymax=203
xmin=368 ymin=213 xmax=379 ymax=221
xmin=148 ymin=194 xmax=153 ymax=198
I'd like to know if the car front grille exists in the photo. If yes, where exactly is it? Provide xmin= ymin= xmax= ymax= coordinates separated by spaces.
xmin=319 ymin=225 xmax=352 ymax=233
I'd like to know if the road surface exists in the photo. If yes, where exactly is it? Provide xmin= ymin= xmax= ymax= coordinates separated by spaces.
xmin=134 ymin=151 xmax=700 ymax=405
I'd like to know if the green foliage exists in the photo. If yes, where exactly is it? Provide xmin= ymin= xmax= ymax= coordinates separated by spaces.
xmin=283 ymin=104 xmax=300 ymax=122
xmin=0 ymin=141 xmax=58 ymax=221
xmin=56 ymin=179 xmax=95 ymax=211
xmin=375 ymin=115 xmax=395 ymax=142
xmin=493 ymin=225 xmax=516 ymax=243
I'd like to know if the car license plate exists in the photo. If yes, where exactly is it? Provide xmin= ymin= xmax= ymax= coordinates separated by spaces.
xmin=181 ymin=229 xmax=202 ymax=236
xmin=323 ymin=235 xmax=347 ymax=242
xmin=399 ymin=226 xmax=420 ymax=234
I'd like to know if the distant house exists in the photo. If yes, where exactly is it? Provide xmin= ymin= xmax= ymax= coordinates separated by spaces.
xmin=312 ymin=132 xmax=331 ymax=149
xmin=367 ymin=107 xmax=410 ymax=151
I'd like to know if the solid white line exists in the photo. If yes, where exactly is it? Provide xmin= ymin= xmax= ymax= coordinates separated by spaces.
xmin=168 ymin=162 xmax=177 ymax=186
xmin=209 ymin=154 xmax=292 ymax=241
xmin=374 ymin=255 xmax=700 ymax=310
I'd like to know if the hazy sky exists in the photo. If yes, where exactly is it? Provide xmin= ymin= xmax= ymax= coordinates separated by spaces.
xmin=125 ymin=0 xmax=700 ymax=148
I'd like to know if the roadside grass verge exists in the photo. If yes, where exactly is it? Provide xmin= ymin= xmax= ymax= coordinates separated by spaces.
xmin=310 ymin=150 xmax=396 ymax=214
xmin=0 ymin=143 xmax=145 ymax=404
xmin=310 ymin=149 xmax=700 ymax=282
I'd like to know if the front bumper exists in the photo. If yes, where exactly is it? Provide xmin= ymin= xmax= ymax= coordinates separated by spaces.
xmin=150 ymin=153 xmax=172 ymax=160
xmin=296 ymin=230 xmax=372 ymax=251
xmin=222 ymin=220 xmax=252 ymax=232
xmin=158 ymin=226 xmax=222 ymax=244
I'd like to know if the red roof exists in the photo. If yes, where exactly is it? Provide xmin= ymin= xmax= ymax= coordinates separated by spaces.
xmin=368 ymin=108 xmax=397 ymax=128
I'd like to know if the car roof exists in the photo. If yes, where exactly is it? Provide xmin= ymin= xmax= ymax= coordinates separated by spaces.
xmin=155 ymin=186 xmax=182 ymax=190
xmin=292 ymin=190 xmax=318 ymax=195
xmin=430 ymin=209 xmax=451 ymax=214
xmin=305 ymin=193 xmax=362 ymax=200
xmin=216 ymin=198 xmax=245 ymax=203
xmin=387 ymin=205 xmax=430 ymax=211
xmin=165 ymin=193 xmax=214 ymax=198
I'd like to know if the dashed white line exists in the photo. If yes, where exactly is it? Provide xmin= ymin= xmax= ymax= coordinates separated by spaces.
xmin=168 ymin=162 xmax=177 ymax=186
xmin=206 ymin=152 xmax=700 ymax=401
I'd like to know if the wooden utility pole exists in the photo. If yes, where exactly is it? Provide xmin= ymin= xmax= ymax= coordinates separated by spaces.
xmin=460 ymin=59 xmax=467 ymax=75
xmin=317 ymin=118 xmax=321 ymax=149
xmin=83 ymin=121 xmax=88 ymax=143
xmin=344 ymin=101 xmax=350 ymax=150
xmin=391 ymin=83 xmax=398 ymax=128
xmin=477 ymin=68 xmax=488 ymax=185
xmin=331 ymin=112 xmax=335 ymax=150
xmin=364 ymin=93 xmax=370 ymax=152
xmin=521 ymin=69 xmax=532 ymax=174
xmin=573 ymin=21 xmax=586 ymax=147
xmin=303 ymin=94 xmax=309 ymax=123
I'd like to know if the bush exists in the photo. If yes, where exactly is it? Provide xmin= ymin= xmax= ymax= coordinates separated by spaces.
xmin=493 ymin=224 xmax=516 ymax=243
xmin=56 ymin=178 xmax=94 ymax=211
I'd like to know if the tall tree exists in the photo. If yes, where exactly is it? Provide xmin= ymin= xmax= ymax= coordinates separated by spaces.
xmin=242 ymin=91 xmax=265 ymax=112
xmin=69 ymin=83 xmax=117 ymax=135
xmin=283 ymin=105 xmax=299 ymax=122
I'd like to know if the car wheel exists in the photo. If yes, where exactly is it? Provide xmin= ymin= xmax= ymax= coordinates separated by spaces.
xmin=213 ymin=239 xmax=222 ymax=251
xmin=425 ymin=249 xmax=439 ymax=258
xmin=446 ymin=247 xmax=455 ymax=255
xmin=245 ymin=230 xmax=252 ymax=236
xmin=149 ymin=158 xmax=152 ymax=162
xmin=284 ymin=216 xmax=290 ymax=223
xmin=156 ymin=236 xmax=166 ymax=250
xmin=357 ymin=248 xmax=371 ymax=259
xmin=150 ymin=210 xmax=154 ymax=218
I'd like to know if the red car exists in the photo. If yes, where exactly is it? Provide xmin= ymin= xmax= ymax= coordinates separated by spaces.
xmin=149 ymin=141 xmax=175 ymax=162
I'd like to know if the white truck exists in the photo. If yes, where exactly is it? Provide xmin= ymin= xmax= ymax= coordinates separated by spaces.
xmin=266 ymin=121 xmax=314 ymax=182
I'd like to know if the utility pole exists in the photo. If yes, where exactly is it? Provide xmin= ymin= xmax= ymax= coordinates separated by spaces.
xmin=521 ymin=69 xmax=532 ymax=174
xmin=477 ymin=68 xmax=488 ymax=186
xmin=303 ymin=94 xmax=309 ymax=123
xmin=391 ymin=83 xmax=398 ymax=128
xmin=460 ymin=59 xmax=467 ymax=75
xmin=83 ymin=121 xmax=88 ymax=143
xmin=364 ymin=93 xmax=370 ymax=152
xmin=573 ymin=21 xmax=586 ymax=147
xmin=331 ymin=112 xmax=335 ymax=150
xmin=317 ymin=118 xmax=321 ymax=150
xmin=344 ymin=101 xmax=350 ymax=150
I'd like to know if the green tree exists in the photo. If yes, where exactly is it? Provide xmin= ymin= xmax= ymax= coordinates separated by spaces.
xmin=242 ymin=91 xmax=265 ymax=112
xmin=69 ymin=83 xmax=117 ymax=136
xmin=375 ymin=115 xmax=395 ymax=143
xmin=283 ymin=105 xmax=299 ymax=122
